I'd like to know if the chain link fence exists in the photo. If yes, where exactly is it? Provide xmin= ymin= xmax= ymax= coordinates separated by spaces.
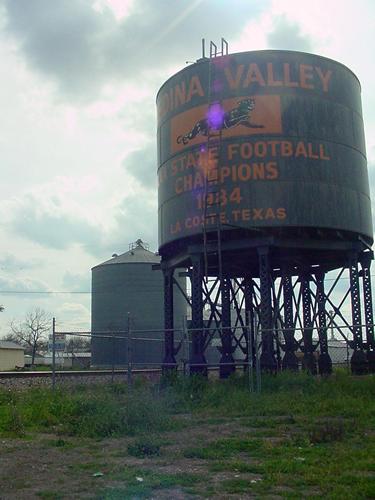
xmin=48 ymin=316 xmax=363 ymax=391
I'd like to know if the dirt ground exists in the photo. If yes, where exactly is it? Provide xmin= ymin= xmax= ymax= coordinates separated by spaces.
xmin=0 ymin=418 xmax=268 ymax=499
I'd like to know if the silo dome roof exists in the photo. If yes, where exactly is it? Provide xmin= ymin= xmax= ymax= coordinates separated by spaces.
xmin=93 ymin=239 xmax=160 ymax=268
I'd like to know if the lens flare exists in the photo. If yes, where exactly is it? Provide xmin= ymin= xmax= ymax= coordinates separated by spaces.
xmin=206 ymin=102 xmax=225 ymax=130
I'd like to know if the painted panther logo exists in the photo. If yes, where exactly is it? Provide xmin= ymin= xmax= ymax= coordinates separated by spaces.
xmin=176 ymin=98 xmax=264 ymax=145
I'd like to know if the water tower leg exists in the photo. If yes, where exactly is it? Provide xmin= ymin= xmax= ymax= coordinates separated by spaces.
xmin=301 ymin=271 xmax=317 ymax=374
xmin=244 ymin=277 xmax=256 ymax=371
xmin=190 ymin=255 xmax=207 ymax=376
xmin=349 ymin=253 xmax=368 ymax=374
xmin=162 ymin=268 xmax=177 ymax=371
xmin=219 ymin=275 xmax=235 ymax=378
xmin=281 ymin=269 xmax=299 ymax=371
xmin=360 ymin=252 xmax=375 ymax=372
xmin=258 ymin=247 xmax=277 ymax=372
xmin=316 ymin=270 xmax=332 ymax=375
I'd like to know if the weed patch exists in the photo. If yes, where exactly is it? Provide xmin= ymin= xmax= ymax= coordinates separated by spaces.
xmin=221 ymin=477 xmax=262 ymax=494
xmin=308 ymin=418 xmax=346 ymax=444
xmin=37 ymin=492 xmax=63 ymax=499
xmin=208 ymin=460 xmax=264 ymax=474
xmin=47 ymin=438 xmax=69 ymax=448
xmin=127 ymin=438 xmax=161 ymax=458
xmin=183 ymin=437 xmax=264 ymax=460
xmin=0 ymin=385 xmax=176 ymax=439
xmin=100 ymin=467 xmax=204 ymax=499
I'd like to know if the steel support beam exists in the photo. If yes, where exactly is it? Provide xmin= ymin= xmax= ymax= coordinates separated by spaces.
xmin=301 ymin=271 xmax=317 ymax=374
xmin=281 ymin=269 xmax=299 ymax=371
xmin=219 ymin=276 xmax=235 ymax=378
xmin=349 ymin=253 xmax=368 ymax=374
xmin=162 ymin=268 xmax=176 ymax=371
xmin=360 ymin=252 xmax=375 ymax=372
xmin=316 ymin=270 xmax=332 ymax=375
xmin=190 ymin=255 xmax=207 ymax=375
xmin=244 ymin=277 xmax=255 ymax=369
xmin=258 ymin=247 xmax=277 ymax=372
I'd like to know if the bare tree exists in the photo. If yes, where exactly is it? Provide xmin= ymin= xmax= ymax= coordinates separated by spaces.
xmin=1 ymin=332 xmax=17 ymax=343
xmin=10 ymin=308 xmax=51 ymax=365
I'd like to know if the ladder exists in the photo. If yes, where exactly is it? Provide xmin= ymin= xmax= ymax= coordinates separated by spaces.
xmin=202 ymin=38 xmax=228 ymax=284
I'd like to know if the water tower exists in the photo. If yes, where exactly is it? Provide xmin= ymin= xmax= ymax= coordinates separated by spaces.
xmin=157 ymin=42 xmax=374 ymax=376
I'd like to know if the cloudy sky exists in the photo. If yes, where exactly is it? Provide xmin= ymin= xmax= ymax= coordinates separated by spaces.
xmin=0 ymin=0 xmax=374 ymax=333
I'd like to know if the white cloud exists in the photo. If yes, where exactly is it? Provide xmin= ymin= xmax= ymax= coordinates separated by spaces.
xmin=0 ymin=0 xmax=374 ymax=336
xmin=0 ymin=275 xmax=49 ymax=294
xmin=56 ymin=302 xmax=91 ymax=330
xmin=62 ymin=271 xmax=91 ymax=292
xmin=93 ymin=0 xmax=136 ymax=21
xmin=266 ymin=15 xmax=312 ymax=52
xmin=122 ymin=141 xmax=156 ymax=189
xmin=4 ymin=191 xmax=103 ymax=252
xmin=3 ymin=0 xmax=265 ymax=101
xmin=0 ymin=254 xmax=42 ymax=273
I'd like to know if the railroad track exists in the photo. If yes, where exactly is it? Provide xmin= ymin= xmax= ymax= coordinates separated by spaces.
xmin=0 ymin=368 xmax=162 ymax=379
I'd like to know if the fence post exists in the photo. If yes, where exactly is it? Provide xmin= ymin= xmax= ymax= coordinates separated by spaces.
xmin=182 ymin=316 xmax=187 ymax=377
xmin=52 ymin=317 xmax=56 ymax=391
xmin=255 ymin=322 xmax=261 ymax=393
xmin=127 ymin=313 xmax=132 ymax=388
xmin=111 ymin=332 xmax=115 ymax=384
xmin=187 ymin=316 xmax=191 ymax=376
xmin=347 ymin=342 xmax=350 ymax=373
xmin=247 ymin=320 xmax=254 ymax=393
xmin=181 ymin=318 xmax=185 ymax=376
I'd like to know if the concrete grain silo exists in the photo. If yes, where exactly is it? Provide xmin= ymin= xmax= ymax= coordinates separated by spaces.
xmin=91 ymin=239 xmax=186 ymax=367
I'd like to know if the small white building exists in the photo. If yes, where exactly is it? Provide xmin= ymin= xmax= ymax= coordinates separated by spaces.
xmin=327 ymin=338 xmax=352 ymax=366
xmin=0 ymin=341 xmax=25 ymax=371
xmin=29 ymin=352 xmax=91 ymax=369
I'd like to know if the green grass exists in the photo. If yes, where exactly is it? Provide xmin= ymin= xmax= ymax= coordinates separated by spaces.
xmin=183 ymin=436 xmax=265 ymax=459
xmin=97 ymin=467 xmax=205 ymax=499
xmin=37 ymin=492 xmax=63 ymax=499
xmin=127 ymin=436 xmax=165 ymax=457
xmin=1 ymin=371 xmax=374 ymax=439
xmin=195 ymin=429 xmax=375 ymax=498
xmin=0 ymin=382 xmax=177 ymax=438
xmin=0 ymin=371 xmax=374 ymax=498
xmin=162 ymin=369 xmax=374 ymax=418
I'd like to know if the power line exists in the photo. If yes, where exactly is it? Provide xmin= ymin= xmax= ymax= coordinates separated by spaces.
xmin=0 ymin=274 xmax=375 ymax=295
xmin=0 ymin=291 xmax=90 ymax=294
